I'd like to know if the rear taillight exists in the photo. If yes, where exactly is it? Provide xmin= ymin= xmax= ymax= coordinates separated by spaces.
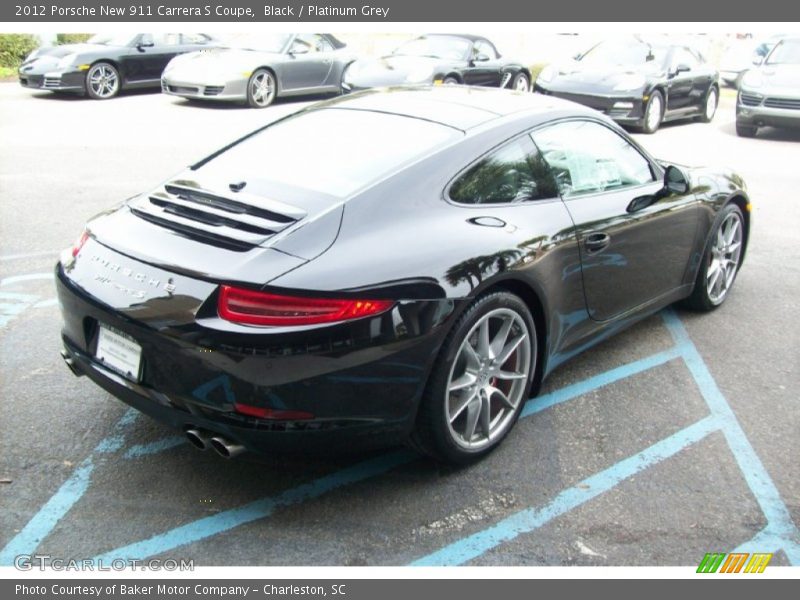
xmin=217 ymin=285 xmax=394 ymax=326
xmin=72 ymin=230 xmax=89 ymax=257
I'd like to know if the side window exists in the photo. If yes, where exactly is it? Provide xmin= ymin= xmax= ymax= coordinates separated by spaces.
xmin=292 ymin=34 xmax=331 ymax=54
xmin=672 ymin=47 xmax=700 ymax=70
xmin=449 ymin=136 xmax=559 ymax=205
xmin=473 ymin=40 xmax=498 ymax=60
xmin=144 ymin=33 xmax=181 ymax=47
xmin=531 ymin=120 xmax=655 ymax=198
xmin=181 ymin=34 xmax=210 ymax=45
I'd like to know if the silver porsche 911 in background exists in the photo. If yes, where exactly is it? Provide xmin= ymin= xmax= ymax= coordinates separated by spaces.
xmin=161 ymin=33 xmax=352 ymax=108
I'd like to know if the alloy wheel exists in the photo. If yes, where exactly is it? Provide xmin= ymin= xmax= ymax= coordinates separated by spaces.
xmin=706 ymin=211 xmax=743 ymax=304
xmin=705 ymin=88 xmax=718 ymax=121
xmin=250 ymin=71 xmax=276 ymax=107
xmin=445 ymin=308 xmax=532 ymax=450
xmin=88 ymin=64 xmax=119 ymax=99
xmin=646 ymin=94 xmax=662 ymax=132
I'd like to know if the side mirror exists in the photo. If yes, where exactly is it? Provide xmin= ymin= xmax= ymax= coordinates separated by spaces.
xmin=665 ymin=165 xmax=690 ymax=195
xmin=137 ymin=41 xmax=154 ymax=51
xmin=674 ymin=63 xmax=691 ymax=74
xmin=289 ymin=45 xmax=309 ymax=56
xmin=474 ymin=53 xmax=490 ymax=62
xmin=752 ymin=55 xmax=764 ymax=66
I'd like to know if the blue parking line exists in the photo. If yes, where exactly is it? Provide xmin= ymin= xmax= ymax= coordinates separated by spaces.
xmin=92 ymin=450 xmax=416 ymax=561
xmin=123 ymin=436 xmax=187 ymax=460
xmin=411 ymin=416 xmax=718 ymax=566
xmin=0 ymin=409 xmax=139 ymax=566
xmin=661 ymin=311 xmax=800 ymax=565
xmin=522 ymin=345 xmax=685 ymax=417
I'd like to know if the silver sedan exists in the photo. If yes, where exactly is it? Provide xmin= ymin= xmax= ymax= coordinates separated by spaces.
xmin=161 ymin=33 xmax=353 ymax=108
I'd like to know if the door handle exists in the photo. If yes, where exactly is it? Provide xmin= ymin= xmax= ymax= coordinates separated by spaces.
xmin=584 ymin=232 xmax=610 ymax=253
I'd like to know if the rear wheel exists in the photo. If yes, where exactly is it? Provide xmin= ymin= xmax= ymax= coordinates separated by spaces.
xmin=683 ymin=204 xmax=745 ymax=311
xmin=443 ymin=76 xmax=460 ymax=85
xmin=246 ymin=69 xmax=276 ymax=108
xmin=411 ymin=292 xmax=536 ymax=464
xmin=511 ymin=72 xmax=530 ymax=92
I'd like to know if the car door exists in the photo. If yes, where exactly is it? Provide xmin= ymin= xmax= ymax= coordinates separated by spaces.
xmin=461 ymin=39 xmax=503 ymax=87
xmin=531 ymin=119 xmax=699 ymax=322
xmin=124 ymin=33 xmax=184 ymax=82
xmin=665 ymin=46 xmax=703 ymax=114
xmin=280 ymin=34 xmax=335 ymax=91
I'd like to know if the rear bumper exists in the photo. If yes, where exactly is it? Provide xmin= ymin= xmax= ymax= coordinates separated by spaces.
xmin=55 ymin=258 xmax=455 ymax=455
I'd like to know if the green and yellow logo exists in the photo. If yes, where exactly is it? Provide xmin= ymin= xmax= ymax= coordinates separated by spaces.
xmin=697 ymin=552 xmax=772 ymax=573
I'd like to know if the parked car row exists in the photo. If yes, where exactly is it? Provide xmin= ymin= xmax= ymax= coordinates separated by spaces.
xmin=17 ymin=32 xmax=800 ymax=137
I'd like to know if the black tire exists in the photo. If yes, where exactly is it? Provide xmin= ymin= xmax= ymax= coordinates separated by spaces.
xmin=510 ymin=72 xmax=530 ymax=92
xmin=410 ymin=292 xmax=537 ymax=464
xmin=682 ymin=203 xmax=745 ymax=312
xmin=443 ymin=76 xmax=460 ymax=85
xmin=246 ymin=68 xmax=276 ymax=109
xmin=698 ymin=85 xmax=718 ymax=123
xmin=85 ymin=62 xmax=120 ymax=100
xmin=736 ymin=122 xmax=758 ymax=138
xmin=641 ymin=90 xmax=664 ymax=134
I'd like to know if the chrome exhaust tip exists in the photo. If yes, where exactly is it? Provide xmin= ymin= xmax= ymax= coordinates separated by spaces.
xmin=209 ymin=436 xmax=245 ymax=459
xmin=185 ymin=428 xmax=211 ymax=451
xmin=60 ymin=349 xmax=83 ymax=377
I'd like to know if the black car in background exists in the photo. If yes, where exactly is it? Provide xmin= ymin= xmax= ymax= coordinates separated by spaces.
xmin=342 ymin=34 xmax=532 ymax=92
xmin=56 ymin=87 xmax=750 ymax=464
xmin=18 ymin=33 xmax=217 ymax=99
xmin=534 ymin=37 xmax=720 ymax=133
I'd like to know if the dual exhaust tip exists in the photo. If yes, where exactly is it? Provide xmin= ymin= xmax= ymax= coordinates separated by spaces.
xmin=185 ymin=428 xmax=245 ymax=459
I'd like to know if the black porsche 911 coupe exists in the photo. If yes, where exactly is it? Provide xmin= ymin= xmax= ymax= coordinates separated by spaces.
xmin=57 ymin=87 xmax=750 ymax=464
xmin=18 ymin=33 xmax=217 ymax=99
xmin=534 ymin=37 xmax=720 ymax=133
xmin=342 ymin=34 xmax=532 ymax=92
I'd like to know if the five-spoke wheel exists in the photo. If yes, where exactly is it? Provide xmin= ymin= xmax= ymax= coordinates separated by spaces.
xmin=247 ymin=69 xmax=277 ymax=108
xmin=86 ymin=62 xmax=120 ymax=100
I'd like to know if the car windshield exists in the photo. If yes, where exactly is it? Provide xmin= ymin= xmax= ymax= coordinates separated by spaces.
xmin=580 ymin=40 xmax=668 ymax=68
xmin=221 ymin=33 xmax=292 ymax=53
xmin=203 ymin=109 xmax=461 ymax=197
xmin=766 ymin=39 xmax=800 ymax=65
xmin=87 ymin=34 xmax=137 ymax=46
xmin=393 ymin=36 xmax=471 ymax=60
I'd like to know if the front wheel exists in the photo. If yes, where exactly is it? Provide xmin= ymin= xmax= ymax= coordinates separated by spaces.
xmin=641 ymin=90 xmax=664 ymax=134
xmin=246 ymin=69 xmax=276 ymax=108
xmin=411 ymin=292 xmax=536 ymax=464
xmin=698 ymin=86 xmax=718 ymax=123
xmin=736 ymin=122 xmax=758 ymax=138
xmin=682 ymin=204 xmax=745 ymax=311
xmin=85 ymin=62 xmax=120 ymax=99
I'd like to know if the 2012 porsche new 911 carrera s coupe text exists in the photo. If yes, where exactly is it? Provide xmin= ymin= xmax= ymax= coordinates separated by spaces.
xmin=56 ymin=87 xmax=750 ymax=464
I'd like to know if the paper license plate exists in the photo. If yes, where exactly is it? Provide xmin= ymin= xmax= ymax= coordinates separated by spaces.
xmin=96 ymin=324 xmax=142 ymax=381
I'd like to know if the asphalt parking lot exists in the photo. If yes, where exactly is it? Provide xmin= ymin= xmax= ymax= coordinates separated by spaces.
xmin=1 ymin=83 xmax=798 ymax=567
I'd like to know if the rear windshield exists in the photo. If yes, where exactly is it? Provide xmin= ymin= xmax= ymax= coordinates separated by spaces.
xmin=202 ymin=109 xmax=461 ymax=197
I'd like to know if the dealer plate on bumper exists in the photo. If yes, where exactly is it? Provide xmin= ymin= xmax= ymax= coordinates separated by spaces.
xmin=96 ymin=324 xmax=142 ymax=381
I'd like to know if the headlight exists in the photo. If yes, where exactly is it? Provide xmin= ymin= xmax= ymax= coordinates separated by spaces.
xmin=537 ymin=65 xmax=556 ymax=84
xmin=405 ymin=66 xmax=435 ymax=83
xmin=741 ymin=70 xmax=763 ymax=89
xmin=612 ymin=74 xmax=646 ymax=92
xmin=56 ymin=54 xmax=77 ymax=69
